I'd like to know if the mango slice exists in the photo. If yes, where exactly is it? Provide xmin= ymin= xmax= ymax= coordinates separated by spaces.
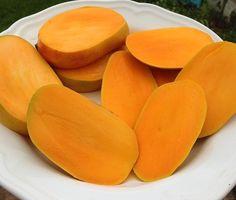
xmin=151 ymin=68 xmax=181 ymax=86
xmin=134 ymin=80 xmax=206 ymax=181
xmin=54 ymin=53 xmax=111 ymax=93
xmin=27 ymin=85 xmax=138 ymax=185
xmin=176 ymin=41 xmax=236 ymax=137
xmin=101 ymin=51 xmax=157 ymax=127
xmin=38 ymin=7 xmax=128 ymax=69
xmin=126 ymin=27 xmax=213 ymax=68
xmin=0 ymin=35 xmax=61 ymax=135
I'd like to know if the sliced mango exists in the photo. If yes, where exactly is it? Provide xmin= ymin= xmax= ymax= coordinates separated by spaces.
xmin=0 ymin=35 xmax=61 ymax=135
xmin=102 ymin=51 xmax=157 ymax=127
xmin=134 ymin=80 xmax=206 ymax=181
xmin=27 ymin=85 xmax=138 ymax=185
xmin=126 ymin=27 xmax=213 ymax=68
xmin=54 ymin=53 xmax=111 ymax=93
xmin=38 ymin=7 xmax=128 ymax=69
xmin=176 ymin=41 xmax=236 ymax=137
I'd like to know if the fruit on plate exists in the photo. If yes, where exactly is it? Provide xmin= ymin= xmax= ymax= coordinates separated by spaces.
xmin=0 ymin=35 xmax=61 ymax=135
xmin=38 ymin=7 xmax=128 ymax=69
xmin=27 ymin=85 xmax=138 ymax=185
xmin=151 ymin=68 xmax=181 ymax=86
xmin=176 ymin=41 xmax=236 ymax=137
xmin=126 ymin=27 xmax=213 ymax=68
xmin=1 ymin=4 xmax=232 ymax=186
xmin=101 ymin=51 xmax=157 ymax=127
xmin=54 ymin=52 xmax=112 ymax=93
xmin=134 ymin=80 xmax=207 ymax=181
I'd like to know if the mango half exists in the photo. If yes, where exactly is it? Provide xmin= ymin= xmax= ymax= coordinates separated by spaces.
xmin=38 ymin=7 xmax=128 ymax=69
xmin=176 ymin=41 xmax=236 ymax=137
xmin=27 ymin=85 xmax=138 ymax=185
xmin=54 ymin=52 xmax=112 ymax=93
xmin=0 ymin=35 xmax=61 ymax=135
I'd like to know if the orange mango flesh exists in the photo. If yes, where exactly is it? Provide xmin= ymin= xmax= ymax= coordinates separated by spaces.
xmin=134 ymin=80 xmax=207 ymax=181
xmin=0 ymin=35 xmax=61 ymax=135
xmin=27 ymin=85 xmax=138 ymax=185
xmin=38 ymin=7 xmax=128 ymax=69
xmin=101 ymin=51 xmax=157 ymax=127
xmin=152 ymin=68 xmax=181 ymax=86
xmin=126 ymin=27 xmax=213 ymax=69
xmin=54 ymin=53 xmax=112 ymax=93
xmin=176 ymin=42 xmax=236 ymax=137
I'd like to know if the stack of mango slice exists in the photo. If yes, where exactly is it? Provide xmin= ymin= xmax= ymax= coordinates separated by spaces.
xmin=0 ymin=6 xmax=236 ymax=185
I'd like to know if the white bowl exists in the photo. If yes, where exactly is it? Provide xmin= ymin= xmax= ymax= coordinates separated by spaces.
xmin=1 ymin=1 xmax=236 ymax=200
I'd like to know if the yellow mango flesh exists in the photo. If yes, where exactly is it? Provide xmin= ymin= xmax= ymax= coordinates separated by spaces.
xmin=0 ymin=35 xmax=61 ymax=135
xmin=126 ymin=27 xmax=213 ymax=68
xmin=176 ymin=42 xmax=236 ymax=137
xmin=134 ymin=80 xmax=206 ymax=181
xmin=101 ymin=51 xmax=157 ymax=127
xmin=38 ymin=7 xmax=128 ymax=69
xmin=54 ymin=53 xmax=111 ymax=92
xmin=27 ymin=85 xmax=138 ymax=185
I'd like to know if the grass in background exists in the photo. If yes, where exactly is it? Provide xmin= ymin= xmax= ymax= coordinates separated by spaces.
xmin=0 ymin=0 xmax=71 ymax=32
xmin=136 ymin=0 xmax=236 ymax=42
xmin=0 ymin=0 xmax=235 ymax=42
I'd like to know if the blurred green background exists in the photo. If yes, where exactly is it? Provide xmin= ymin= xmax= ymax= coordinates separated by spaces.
xmin=0 ymin=0 xmax=235 ymax=42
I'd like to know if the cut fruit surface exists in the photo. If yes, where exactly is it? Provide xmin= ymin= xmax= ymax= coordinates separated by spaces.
xmin=38 ymin=6 xmax=128 ymax=69
xmin=101 ymin=51 xmax=157 ymax=127
xmin=54 ymin=53 xmax=112 ymax=93
xmin=176 ymin=41 xmax=236 ymax=137
xmin=134 ymin=80 xmax=206 ymax=181
xmin=27 ymin=85 xmax=138 ymax=185
xmin=0 ymin=35 xmax=61 ymax=135
xmin=126 ymin=27 xmax=213 ymax=68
